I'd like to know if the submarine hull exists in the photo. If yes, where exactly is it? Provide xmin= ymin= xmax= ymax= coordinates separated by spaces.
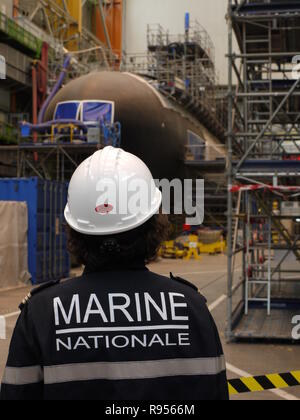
xmin=45 ymin=71 xmax=219 ymax=181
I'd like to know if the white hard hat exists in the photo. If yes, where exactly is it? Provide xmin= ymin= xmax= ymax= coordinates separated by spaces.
xmin=64 ymin=146 xmax=162 ymax=235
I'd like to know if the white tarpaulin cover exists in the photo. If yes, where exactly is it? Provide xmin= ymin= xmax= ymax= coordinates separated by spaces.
xmin=0 ymin=201 xmax=31 ymax=289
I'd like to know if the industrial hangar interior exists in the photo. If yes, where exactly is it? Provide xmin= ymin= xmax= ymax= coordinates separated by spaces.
xmin=0 ymin=0 xmax=300 ymax=402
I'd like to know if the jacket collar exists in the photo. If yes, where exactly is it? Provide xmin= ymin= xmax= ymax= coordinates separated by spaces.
xmin=83 ymin=261 xmax=149 ymax=275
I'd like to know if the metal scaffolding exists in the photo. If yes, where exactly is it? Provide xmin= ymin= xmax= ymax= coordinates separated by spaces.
xmin=227 ymin=0 xmax=300 ymax=341
xmin=14 ymin=0 xmax=119 ymax=88
xmin=0 ymin=1 xmax=122 ymax=179
xmin=184 ymin=143 xmax=228 ymax=229
xmin=47 ymin=45 xmax=118 ymax=92
xmin=17 ymin=1 xmax=107 ymax=53
xmin=122 ymin=19 xmax=227 ymax=142
xmin=15 ymin=143 xmax=99 ymax=181
xmin=14 ymin=117 xmax=122 ymax=181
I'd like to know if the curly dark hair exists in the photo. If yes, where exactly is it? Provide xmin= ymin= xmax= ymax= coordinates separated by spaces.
xmin=67 ymin=213 xmax=169 ymax=271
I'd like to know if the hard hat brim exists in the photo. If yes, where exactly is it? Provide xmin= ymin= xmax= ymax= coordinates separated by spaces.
xmin=64 ymin=188 xmax=162 ymax=236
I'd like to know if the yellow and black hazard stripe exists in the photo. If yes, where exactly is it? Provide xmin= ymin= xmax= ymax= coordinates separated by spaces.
xmin=228 ymin=371 xmax=300 ymax=395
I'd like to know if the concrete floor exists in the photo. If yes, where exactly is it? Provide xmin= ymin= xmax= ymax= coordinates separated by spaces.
xmin=1 ymin=255 xmax=300 ymax=400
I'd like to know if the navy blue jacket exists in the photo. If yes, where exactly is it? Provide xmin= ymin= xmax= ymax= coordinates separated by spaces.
xmin=0 ymin=266 xmax=228 ymax=400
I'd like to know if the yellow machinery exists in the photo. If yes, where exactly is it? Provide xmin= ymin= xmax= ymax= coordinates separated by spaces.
xmin=50 ymin=123 xmax=77 ymax=143
xmin=159 ymin=241 xmax=186 ymax=259
xmin=160 ymin=234 xmax=226 ymax=260
xmin=198 ymin=240 xmax=226 ymax=255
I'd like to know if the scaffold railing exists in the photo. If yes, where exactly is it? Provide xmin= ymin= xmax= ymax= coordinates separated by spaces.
xmin=184 ymin=144 xmax=227 ymax=162
xmin=122 ymin=18 xmax=226 ymax=141
xmin=147 ymin=19 xmax=215 ymax=66
xmin=15 ymin=118 xmax=121 ymax=181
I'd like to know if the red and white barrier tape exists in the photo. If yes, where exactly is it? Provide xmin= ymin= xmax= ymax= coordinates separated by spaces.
xmin=230 ymin=184 xmax=300 ymax=195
